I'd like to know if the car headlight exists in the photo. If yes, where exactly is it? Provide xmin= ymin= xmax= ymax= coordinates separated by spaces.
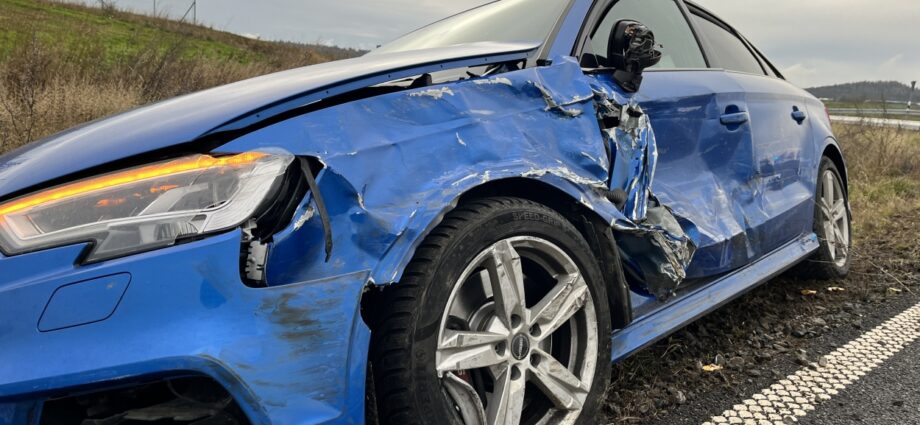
xmin=0 ymin=151 xmax=293 ymax=262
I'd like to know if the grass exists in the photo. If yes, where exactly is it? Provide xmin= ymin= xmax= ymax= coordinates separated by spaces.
xmin=0 ymin=0 xmax=361 ymax=152
xmin=0 ymin=0 xmax=356 ymax=65
xmin=833 ymin=124 xmax=920 ymax=239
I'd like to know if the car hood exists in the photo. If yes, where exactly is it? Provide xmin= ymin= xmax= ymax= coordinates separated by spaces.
xmin=0 ymin=41 xmax=539 ymax=200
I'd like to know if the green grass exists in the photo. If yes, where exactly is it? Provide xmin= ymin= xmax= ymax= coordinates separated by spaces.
xmin=0 ymin=0 xmax=357 ymax=65
xmin=0 ymin=0 xmax=363 ymax=152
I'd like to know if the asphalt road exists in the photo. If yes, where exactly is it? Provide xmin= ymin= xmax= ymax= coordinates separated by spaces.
xmin=638 ymin=294 xmax=920 ymax=425
xmin=801 ymin=338 xmax=920 ymax=424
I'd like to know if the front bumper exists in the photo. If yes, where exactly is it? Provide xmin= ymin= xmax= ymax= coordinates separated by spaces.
xmin=0 ymin=230 xmax=370 ymax=425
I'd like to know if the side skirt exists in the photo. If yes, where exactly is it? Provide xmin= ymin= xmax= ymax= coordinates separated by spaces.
xmin=611 ymin=233 xmax=820 ymax=362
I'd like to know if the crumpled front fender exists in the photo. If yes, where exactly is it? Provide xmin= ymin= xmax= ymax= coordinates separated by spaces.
xmin=219 ymin=57 xmax=635 ymax=287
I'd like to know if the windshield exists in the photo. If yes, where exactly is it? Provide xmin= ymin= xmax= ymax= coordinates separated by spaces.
xmin=371 ymin=0 xmax=572 ymax=55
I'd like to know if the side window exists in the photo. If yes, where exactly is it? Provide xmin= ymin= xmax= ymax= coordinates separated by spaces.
xmin=690 ymin=14 xmax=765 ymax=75
xmin=753 ymin=47 xmax=781 ymax=78
xmin=584 ymin=0 xmax=706 ymax=70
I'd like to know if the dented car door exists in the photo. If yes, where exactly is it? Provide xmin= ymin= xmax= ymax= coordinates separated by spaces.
xmin=582 ymin=0 xmax=760 ymax=281
xmin=689 ymin=9 xmax=818 ymax=262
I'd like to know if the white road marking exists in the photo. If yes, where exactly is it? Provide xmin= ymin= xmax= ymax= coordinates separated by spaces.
xmin=703 ymin=301 xmax=920 ymax=425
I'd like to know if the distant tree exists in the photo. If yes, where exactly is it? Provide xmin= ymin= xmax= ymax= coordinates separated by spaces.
xmin=98 ymin=0 xmax=117 ymax=15
xmin=806 ymin=81 xmax=915 ymax=103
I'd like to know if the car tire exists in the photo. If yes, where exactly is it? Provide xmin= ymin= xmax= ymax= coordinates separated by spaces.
xmin=795 ymin=157 xmax=852 ymax=280
xmin=369 ymin=197 xmax=612 ymax=425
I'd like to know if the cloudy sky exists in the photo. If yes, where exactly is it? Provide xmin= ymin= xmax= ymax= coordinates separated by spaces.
xmin=80 ymin=0 xmax=918 ymax=88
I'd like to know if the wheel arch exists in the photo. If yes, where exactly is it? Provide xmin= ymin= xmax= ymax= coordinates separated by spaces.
xmin=362 ymin=177 xmax=632 ymax=333
xmin=821 ymin=139 xmax=849 ymax=195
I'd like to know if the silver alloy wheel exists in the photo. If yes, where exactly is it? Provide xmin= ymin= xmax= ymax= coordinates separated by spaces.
xmin=819 ymin=169 xmax=850 ymax=267
xmin=436 ymin=236 xmax=598 ymax=425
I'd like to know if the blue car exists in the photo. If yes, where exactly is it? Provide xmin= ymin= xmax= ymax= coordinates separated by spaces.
xmin=0 ymin=0 xmax=851 ymax=424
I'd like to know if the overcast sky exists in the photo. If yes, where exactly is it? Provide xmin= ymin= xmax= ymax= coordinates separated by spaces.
xmin=78 ymin=0 xmax=918 ymax=88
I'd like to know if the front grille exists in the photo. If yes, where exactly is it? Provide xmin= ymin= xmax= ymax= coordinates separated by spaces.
xmin=39 ymin=376 xmax=251 ymax=425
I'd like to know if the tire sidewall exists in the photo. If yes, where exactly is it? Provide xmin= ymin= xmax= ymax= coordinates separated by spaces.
xmin=406 ymin=202 xmax=612 ymax=424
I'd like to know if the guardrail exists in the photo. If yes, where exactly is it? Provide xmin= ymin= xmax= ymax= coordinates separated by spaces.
xmin=827 ymin=108 xmax=920 ymax=117
xmin=830 ymin=115 xmax=920 ymax=131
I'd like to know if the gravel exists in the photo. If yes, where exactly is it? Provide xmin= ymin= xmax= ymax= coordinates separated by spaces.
xmin=601 ymin=209 xmax=920 ymax=424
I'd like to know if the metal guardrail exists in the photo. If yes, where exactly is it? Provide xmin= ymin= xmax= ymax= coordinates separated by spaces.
xmin=830 ymin=115 xmax=920 ymax=131
xmin=827 ymin=108 xmax=920 ymax=117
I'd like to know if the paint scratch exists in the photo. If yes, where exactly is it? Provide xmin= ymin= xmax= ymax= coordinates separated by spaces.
xmin=410 ymin=87 xmax=454 ymax=99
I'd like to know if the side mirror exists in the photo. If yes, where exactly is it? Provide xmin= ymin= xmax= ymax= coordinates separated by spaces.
xmin=606 ymin=20 xmax=662 ymax=92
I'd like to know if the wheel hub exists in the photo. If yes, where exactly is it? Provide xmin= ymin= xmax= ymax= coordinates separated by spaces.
xmin=436 ymin=236 xmax=599 ymax=425
xmin=510 ymin=333 xmax=531 ymax=361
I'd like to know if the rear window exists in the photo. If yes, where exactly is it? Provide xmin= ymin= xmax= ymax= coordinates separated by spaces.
xmin=691 ymin=14 xmax=765 ymax=75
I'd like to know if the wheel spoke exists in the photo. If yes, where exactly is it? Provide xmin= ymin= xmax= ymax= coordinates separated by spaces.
xmin=833 ymin=226 xmax=848 ymax=256
xmin=529 ymin=349 xmax=588 ymax=411
xmin=823 ymin=172 xmax=835 ymax=205
xmin=529 ymin=272 xmax=588 ymax=340
xmin=838 ymin=237 xmax=850 ymax=258
xmin=832 ymin=199 xmax=847 ymax=222
xmin=824 ymin=220 xmax=837 ymax=261
xmin=487 ymin=366 xmax=526 ymax=425
xmin=487 ymin=240 xmax=527 ymax=329
xmin=819 ymin=202 xmax=833 ymax=221
xmin=437 ymin=329 xmax=509 ymax=372
xmin=475 ymin=269 xmax=494 ymax=299
xmin=439 ymin=236 xmax=598 ymax=424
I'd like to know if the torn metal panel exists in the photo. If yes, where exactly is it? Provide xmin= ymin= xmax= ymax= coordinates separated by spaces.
xmin=220 ymin=56 xmax=696 ymax=299
xmin=218 ymin=56 xmax=621 ymax=286
xmin=591 ymin=81 xmax=696 ymax=298
xmin=0 ymin=42 xmax=540 ymax=201
xmin=624 ymin=70 xmax=819 ymax=281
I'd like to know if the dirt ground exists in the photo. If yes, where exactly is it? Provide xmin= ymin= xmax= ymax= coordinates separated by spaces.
xmin=602 ymin=195 xmax=920 ymax=423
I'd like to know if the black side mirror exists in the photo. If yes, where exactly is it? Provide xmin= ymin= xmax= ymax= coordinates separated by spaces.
xmin=606 ymin=20 xmax=662 ymax=92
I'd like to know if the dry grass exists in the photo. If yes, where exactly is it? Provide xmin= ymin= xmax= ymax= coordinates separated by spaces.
xmin=0 ymin=34 xmax=330 ymax=152
xmin=833 ymin=123 xmax=920 ymax=239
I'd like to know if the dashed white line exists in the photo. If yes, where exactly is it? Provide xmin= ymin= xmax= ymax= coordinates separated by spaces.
xmin=703 ymin=301 xmax=920 ymax=425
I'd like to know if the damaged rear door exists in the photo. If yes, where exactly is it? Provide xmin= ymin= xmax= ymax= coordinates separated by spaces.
xmin=689 ymin=9 xmax=818 ymax=260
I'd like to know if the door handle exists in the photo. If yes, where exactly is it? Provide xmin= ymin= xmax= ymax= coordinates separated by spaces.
xmin=791 ymin=106 xmax=807 ymax=124
xmin=720 ymin=111 xmax=750 ymax=126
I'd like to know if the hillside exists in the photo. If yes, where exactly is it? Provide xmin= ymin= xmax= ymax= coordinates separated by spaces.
xmin=806 ymin=81 xmax=916 ymax=103
xmin=0 ymin=0 xmax=362 ymax=153
xmin=0 ymin=0 xmax=360 ymax=67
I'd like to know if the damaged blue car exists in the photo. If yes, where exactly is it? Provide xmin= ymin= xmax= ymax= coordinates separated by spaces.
xmin=0 ymin=0 xmax=851 ymax=424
